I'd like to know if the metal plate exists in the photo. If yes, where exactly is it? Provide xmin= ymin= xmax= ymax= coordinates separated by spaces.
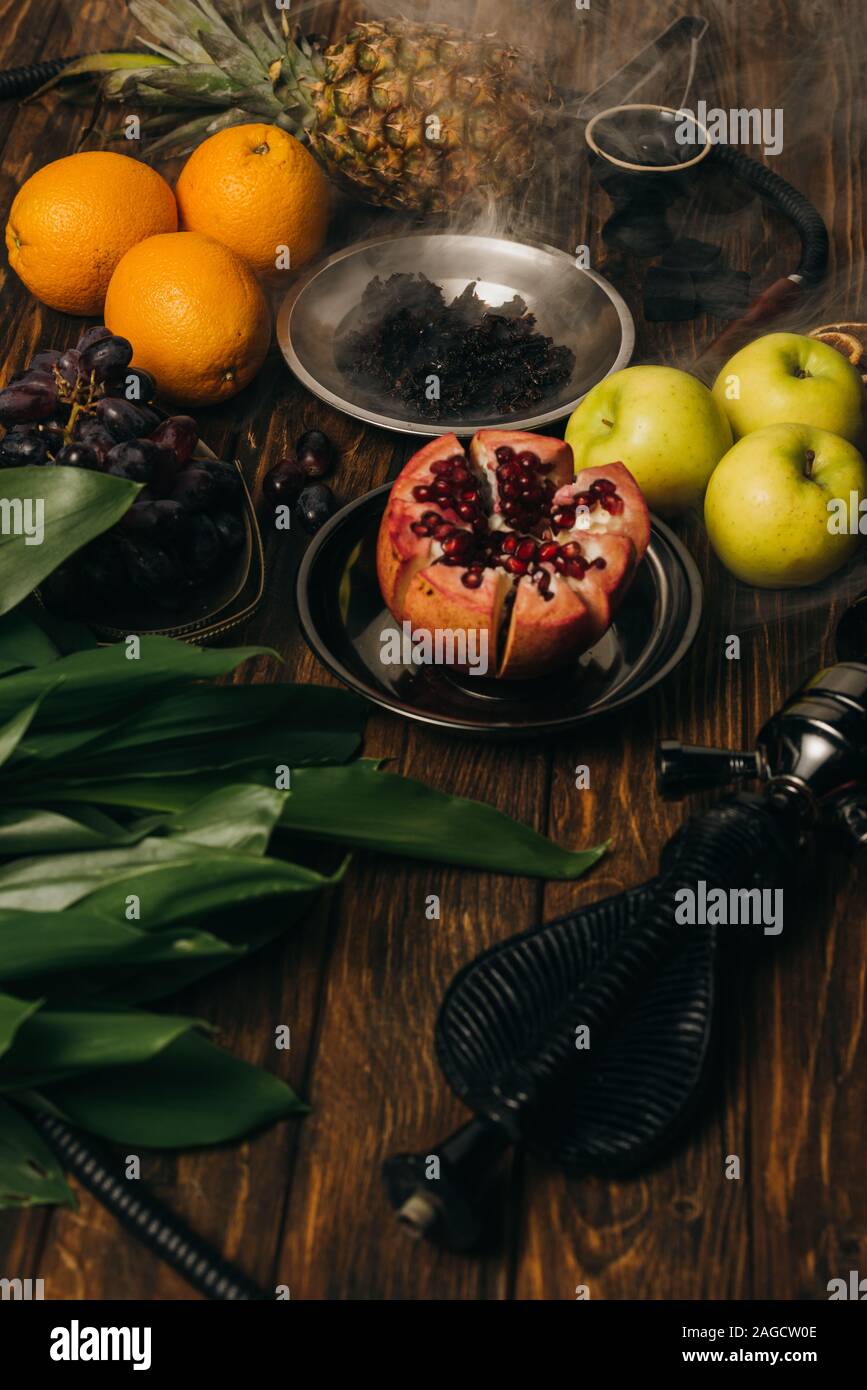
xmin=296 ymin=484 xmax=702 ymax=739
xmin=276 ymin=234 xmax=635 ymax=437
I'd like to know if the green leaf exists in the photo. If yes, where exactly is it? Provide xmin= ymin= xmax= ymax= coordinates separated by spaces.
xmin=277 ymin=762 xmax=607 ymax=880
xmin=0 ymin=609 xmax=60 ymax=668
xmin=0 ymin=911 xmax=237 ymax=1000
xmin=0 ymin=1099 xmax=75 ymax=1209
xmin=0 ymin=805 xmax=161 ymax=855
xmin=0 ymin=994 xmax=42 ymax=1061
xmin=0 ymin=468 xmax=140 ymax=618
xmin=0 ymin=831 xmax=338 ymax=917
xmin=0 ymin=636 xmax=272 ymax=728
xmin=164 ymin=784 xmax=284 ymax=853
xmin=0 ymin=1006 xmax=204 ymax=1090
xmin=37 ymin=1031 xmax=305 ymax=1147
xmin=0 ymin=692 xmax=54 ymax=769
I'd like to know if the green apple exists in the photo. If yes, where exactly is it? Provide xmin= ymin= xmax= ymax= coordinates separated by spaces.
xmin=565 ymin=365 xmax=732 ymax=515
xmin=712 ymin=332 xmax=867 ymax=446
xmin=704 ymin=423 xmax=867 ymax=588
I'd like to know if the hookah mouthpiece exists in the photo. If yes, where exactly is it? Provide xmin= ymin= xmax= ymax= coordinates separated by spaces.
xmin=384 ymin=661 xmax=867 ymax=1252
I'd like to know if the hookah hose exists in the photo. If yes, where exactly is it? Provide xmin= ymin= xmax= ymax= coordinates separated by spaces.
xmin=698 ymin=143 xmax=830 ymax=360
xmin=388 ymin=795 xmax=797 ymax=1248
xmin=0 ymin=57 xmax=80 ymax=100
xmin=30 ymin=1111 xmax=269 ymax=1300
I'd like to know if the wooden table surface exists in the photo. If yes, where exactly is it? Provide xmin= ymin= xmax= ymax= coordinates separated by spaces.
xmin=2 ymin=0 xmax=867 ymax=1301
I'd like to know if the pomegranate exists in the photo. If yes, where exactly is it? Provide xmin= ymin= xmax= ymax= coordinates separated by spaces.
xmin=377 ymin=430 xmax=650 ymax=680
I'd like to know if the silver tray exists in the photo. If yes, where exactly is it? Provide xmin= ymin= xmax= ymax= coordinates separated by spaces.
xmin=276 ymin=233 xmax=634 ymax=437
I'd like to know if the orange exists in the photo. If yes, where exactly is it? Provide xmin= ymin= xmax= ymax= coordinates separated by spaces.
xmin=5 ymin=151 xmax=177 ymax=316
xmin=175 ymin=124 xmax=329 ymax=282
xmin=104 ymin=232 xmax=271 ymax=406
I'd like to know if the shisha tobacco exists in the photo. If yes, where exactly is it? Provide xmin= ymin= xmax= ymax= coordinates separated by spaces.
xmin=337 ymin=273 xmax=575 ymax=418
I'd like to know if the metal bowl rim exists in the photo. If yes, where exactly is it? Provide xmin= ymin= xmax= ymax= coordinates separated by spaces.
xmin=276 ymin=232 xmax=635 ymax=437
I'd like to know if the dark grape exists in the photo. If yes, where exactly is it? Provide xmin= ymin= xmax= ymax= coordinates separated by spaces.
xmin=0 ymin=429 xmax=48 ymax=466
xmin=54 ymin=442 xmax=100 ymax=470
xmin=74 ymin=419 xmax=115 ymax=464
xmin=105 ymin=438 xmax=165 ymax=484
xmin=296 ymin=482 xmax=335 ymax=534
xmin=199 ymin=458 xmax=242 ymax=507
xmin=96 ymin=397 xmax=150 ymax=441
xmin=211 ymin=508 xmax=245 ymax=551
xmin=170 ymin=465 xmax=219 ymax=511
xmin=296 ymin=428 xmax=336 ymax=478
xmin=150 ymin=415 xmax=197 ymax=465
xmin=120 ymin=498 xmax=191 ymax=542
xmin=57 ymin=349 xmax=81 ymax=388
xmin=180 ymin=513 xmax=221 ymax=581
xmin=102 ymin=367 xmax=156 ymax=405
xmin=76 ymin=325 xmax=112 ymax=355
xmin=263 ymin=456 xmax=305 ymax=504
xmin=120 ymin=538 xmax=182 ymax=598
xmin=19 ymin=370 xmax=57 ymax=390
xmin=28 ymin=349 xmax=61 ymax=373
xmin=80 ymin=334 xmax=132 ymax=379
xmin=136 ymin=406 xmax=162 ymax=433
xmin=0 ymin=380 xmax=58 ymax=424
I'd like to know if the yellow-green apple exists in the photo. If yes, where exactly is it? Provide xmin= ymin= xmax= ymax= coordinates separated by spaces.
xmin=704 ymin=423 xmax=867 ymax=588
xmin=712 ymin=332 xmax=867 ymax=446
xmin=565 ymin=365 xmax=732 ymax=515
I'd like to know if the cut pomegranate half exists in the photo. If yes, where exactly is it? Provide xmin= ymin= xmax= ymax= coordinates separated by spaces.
xmin=376 ymin=430 xmax=651 ymax=680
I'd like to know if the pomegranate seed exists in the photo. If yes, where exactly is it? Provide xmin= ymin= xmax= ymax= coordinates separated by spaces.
xmin=505 ymin=556 xmax=528 ymax=575
xmin=447 ymin=453 xmax=465 ymax=466
xmin=575 ymin=491 xmax=593 ymax=507
xmin=601 ymin=495 xmax=624 ymax=514
xmin=457 ymin=503 xmax=476 ymax=521
xmin=430 ymin=459 xmax=452 ymax=476
xmin=501 ymin=533 xmax=519 ymax=554
xmin=516 ymin=451 xmax=539 ymax=468
xmin=594 ymin=478 xmax=617 ymax=494
xmin=553 ymin=509 xmax=576 ymax=530
xmin=421 ymin=510 xmax=441 ymax=525
xmin=461 ymin=487 xmax=479 ymax=502
xmin=413 ymin=485 xmax=433 ymax=501
xmin=451 ymin=466 xmax=469 ymax=484
xmin=537 ymin=569 xmax=551 ymax=594
xmin=554 ymin=553 xmax=569 ymax=573
xmin=537 ymin=459 xmax=555 ymax=473
xmin=462 ymin=570 xmax=483 ymax=588
xmin=500 ymin=481 xmax=519 ymax=500
xmin=561 ymin=541 xmax=583 ymax=559
xmin=495 ymin=446 xmax=515 ymax=463
xmin=567 ymin=559 xmax=588 ymax=578
xmin=593 ymin=557 xmax=607 ymax=569
xmin=516 ymin=538 xmax=536 ymax=561
xmin=443 ymin=533 xmax=472 ymax=557
xmin=411 ymin=522 xmax=431 ymax=536
xmin=538 ymin=541 xmax=559 ymax=562
xmin=433 ymin=522 xmax=453 ymax=540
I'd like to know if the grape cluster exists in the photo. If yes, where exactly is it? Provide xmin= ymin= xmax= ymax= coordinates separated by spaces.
xmin=0 ymin=328 xmax=247 ymax=612
xmin=263 ymin=429 xmax=338 ymax=534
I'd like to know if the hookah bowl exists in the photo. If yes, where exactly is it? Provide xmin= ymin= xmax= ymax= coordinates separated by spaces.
xmin=384 ymin=662 xmax=867 ymax=1251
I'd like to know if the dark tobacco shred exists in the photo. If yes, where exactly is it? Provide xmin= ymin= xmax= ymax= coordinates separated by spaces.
xmin=336 ymin=273 xmax=575 ymax=418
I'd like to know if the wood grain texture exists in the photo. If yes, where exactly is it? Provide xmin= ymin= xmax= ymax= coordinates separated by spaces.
xmin=1 ymin=0 xmax=867 ymax=1302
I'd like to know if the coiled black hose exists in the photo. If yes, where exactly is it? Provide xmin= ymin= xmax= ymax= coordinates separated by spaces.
xmin=32 ymin=1112 xmax=269 ymax=1301
xmin=0 ymin=56 xmax=79 ymax=100
xmin=466 ymin=796 xmax=796 ymax=1135
xmin=709 ymin=143 xmax=830 ymax=285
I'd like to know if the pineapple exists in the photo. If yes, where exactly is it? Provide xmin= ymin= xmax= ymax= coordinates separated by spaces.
xmin=59 ymin=1 xmax=559 ymax=214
